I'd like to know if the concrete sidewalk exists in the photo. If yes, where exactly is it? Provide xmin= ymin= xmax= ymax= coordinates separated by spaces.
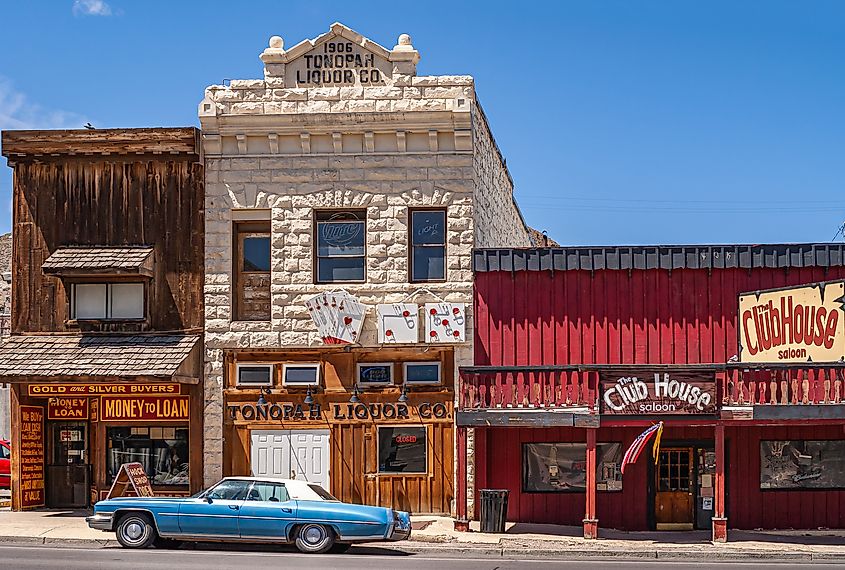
xmin=0 ymin=508 xmax=844 ymax=561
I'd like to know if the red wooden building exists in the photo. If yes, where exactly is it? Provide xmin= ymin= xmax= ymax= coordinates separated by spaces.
xmin=456 ymin=244 xmax=845 ymax=541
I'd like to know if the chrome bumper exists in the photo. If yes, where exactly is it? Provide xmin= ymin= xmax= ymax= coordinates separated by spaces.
xmin=86 ymin=512 xmax=114 ymax=531
xmin=389 ymin=527 xmax=411 ymax=541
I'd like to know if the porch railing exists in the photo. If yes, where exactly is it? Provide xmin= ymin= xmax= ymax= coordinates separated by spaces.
xmin=458 ymin=367 xmax=598 ymax=410
xmin=722 ymin=366 xmax=845 ymax=406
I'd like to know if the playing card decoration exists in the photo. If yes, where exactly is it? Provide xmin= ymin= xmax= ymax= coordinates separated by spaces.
xmin=424 ymin=303 xmax=466 ymax=343
xmin=305 ymin=291 xmax=367 ymax=344
xmin=377 ymin=304 xmax=419 ymax=344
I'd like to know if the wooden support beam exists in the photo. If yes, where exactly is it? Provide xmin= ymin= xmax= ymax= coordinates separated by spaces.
xmin=712 ymin=423 xmax=727 ymax=542
xmin=454 ymin=425 xmax=469 ymax=531
xmin=583 ymin=427 xmax=598 ymax=539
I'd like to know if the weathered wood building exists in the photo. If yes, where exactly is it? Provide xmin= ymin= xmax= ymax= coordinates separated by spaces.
xmin=199 ymin=23 xmax=533 ymax=515
xmin=0 ymin=128 xmax=205 ymax=509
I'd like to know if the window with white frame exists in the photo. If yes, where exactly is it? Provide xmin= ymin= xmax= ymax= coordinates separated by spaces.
xmin=282 ymin=363 xmax=321 ymax=386
xmin=71 ymin=283 xmax=144 ymax=320
xmin=403 ymin=362 xmax=442 ymax=385
xmin=236 ymin=364 xmax=273 ymax=386
xmin=357 ymin=363 xmax=393 ymax=386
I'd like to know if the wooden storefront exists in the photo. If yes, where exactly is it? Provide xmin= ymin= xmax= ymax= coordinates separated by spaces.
xmin=0 ymin=127 xmax=205 ymax=510
xmin=11 ymin=375 xmax=204 ymax=508
xmin=223 ymin=347 xmax=454 ymax=515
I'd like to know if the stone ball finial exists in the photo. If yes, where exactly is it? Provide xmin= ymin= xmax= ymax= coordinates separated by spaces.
xmin=398 ymin=34 xmax=412 ymax=46
xmin=269 ymin=35 xmax=284 ymax=49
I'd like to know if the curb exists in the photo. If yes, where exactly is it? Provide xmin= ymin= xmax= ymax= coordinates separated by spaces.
xmin=0 ymin=535 xmax=842 ymax=562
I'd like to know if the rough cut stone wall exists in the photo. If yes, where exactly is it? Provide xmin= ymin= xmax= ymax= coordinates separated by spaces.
xmin=471 ymin=107 xmax=533 ymax=248
xmin=200 ymin=26 xmax=532 ymax=513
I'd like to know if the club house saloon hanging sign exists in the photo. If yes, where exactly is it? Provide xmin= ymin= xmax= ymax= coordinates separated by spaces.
xmin=739 ymin=280 xmax=845 ymax=363
xmin=600 ymin=370 xmax=717 ymax=415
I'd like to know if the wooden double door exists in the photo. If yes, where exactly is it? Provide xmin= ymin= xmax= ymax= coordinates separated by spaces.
xmin=654 ymin=448 xmax=694 ymax=530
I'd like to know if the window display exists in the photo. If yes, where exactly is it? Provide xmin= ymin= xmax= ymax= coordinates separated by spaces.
xmin=523 ymin=442 xmax=623 ymax=492
xmin=760 ymin=440 xmax=845 ymax=489
xmin=377 ymin=426 xmax=427 ymax=474
xmin=107 ymin=427 xmax=189 ymax=486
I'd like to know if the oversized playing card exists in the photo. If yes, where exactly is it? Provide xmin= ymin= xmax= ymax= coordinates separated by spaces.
xmin=329 ymin=291 xmax=367 ymax=344
xmin=377 ymin=303 xmax=419 ymax=344
xmin=305 ymin=293 xmax=335 ymax=339
xmin=424 ymin=302 xmax=466 ymax=343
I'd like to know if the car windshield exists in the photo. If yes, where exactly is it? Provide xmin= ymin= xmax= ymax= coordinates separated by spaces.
xmin=307 ymin=484 xmax=338 ymax=501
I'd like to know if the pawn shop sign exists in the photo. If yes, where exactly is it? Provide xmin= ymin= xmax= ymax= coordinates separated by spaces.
xmin=106 ymin=462 xmax=155 ymax=499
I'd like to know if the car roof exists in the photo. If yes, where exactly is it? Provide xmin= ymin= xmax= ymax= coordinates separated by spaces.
xmin=218 ymin=476 xmax=330 ymax=500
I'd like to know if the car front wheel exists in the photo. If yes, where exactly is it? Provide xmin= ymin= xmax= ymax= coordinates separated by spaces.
xmin=294 ymin=523 xmax=335 ymax=554
xmin=115 ymin=513 xmax=157 ymax=549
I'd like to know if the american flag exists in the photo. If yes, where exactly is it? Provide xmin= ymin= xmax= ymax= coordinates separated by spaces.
xmin=621 ymin=421 xmax=664 ymax=474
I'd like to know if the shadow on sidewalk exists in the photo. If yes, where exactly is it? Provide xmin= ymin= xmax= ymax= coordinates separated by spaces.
xmin=502 ymin=522 xmax=845 ymax=546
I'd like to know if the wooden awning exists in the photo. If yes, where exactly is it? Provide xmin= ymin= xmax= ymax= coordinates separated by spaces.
xmin=41 ymin=246 xmax=154 ymax=277
xmin=0 ymin=334 xmax=200 ymax=379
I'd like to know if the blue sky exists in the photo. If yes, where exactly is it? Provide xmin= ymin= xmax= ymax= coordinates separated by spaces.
xmin=1 ymin=1 xmax=843 ymax=245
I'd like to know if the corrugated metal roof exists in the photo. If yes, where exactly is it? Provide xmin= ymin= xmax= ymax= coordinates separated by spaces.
xmin=474 ymin=244 xmax=845 ymax=272
xmin=0 ymin=334 xmax=199 ymax=378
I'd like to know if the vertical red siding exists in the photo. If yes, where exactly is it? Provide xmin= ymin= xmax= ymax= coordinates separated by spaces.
xmin=472 ymin=265 xmax=845 ymax=530
xmin=474 ymin=267 xmax=845 ymax=367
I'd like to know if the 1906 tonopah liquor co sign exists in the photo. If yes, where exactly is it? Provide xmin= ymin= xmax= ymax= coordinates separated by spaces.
xmin=600 ymin=369 xmax=717 ymax=415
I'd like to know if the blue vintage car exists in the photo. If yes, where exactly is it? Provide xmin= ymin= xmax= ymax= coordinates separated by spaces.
xmin=86 ymin=477 xmax=411 ymax=553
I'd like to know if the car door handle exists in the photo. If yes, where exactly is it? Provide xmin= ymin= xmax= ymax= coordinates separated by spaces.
xmin=281 ymin=507 xmax=292 ymax=513
xmin=229 ymin=505 xmax=240 ymax=510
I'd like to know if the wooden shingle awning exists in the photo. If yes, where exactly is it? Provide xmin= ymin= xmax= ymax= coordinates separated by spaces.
xmin=42 ymin=246 xmax=154 ymax=277
xmin=0 ymin=334 xmax=200 ymax=381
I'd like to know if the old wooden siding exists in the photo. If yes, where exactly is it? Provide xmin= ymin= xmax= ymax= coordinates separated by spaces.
xmin=727 ymin=424 xmax=845 ymax=530
xmin=11 ymin=158 xmax=204 ymax=333
xmin=474 ymin=266 xmax=845 ymax=368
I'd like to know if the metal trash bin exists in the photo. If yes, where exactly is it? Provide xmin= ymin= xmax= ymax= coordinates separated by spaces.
xmin=479 ymin=489 xmax=509 ymax=533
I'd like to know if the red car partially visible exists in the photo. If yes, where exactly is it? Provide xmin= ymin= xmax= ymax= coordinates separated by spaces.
xmin=0 ymin=440 xmax=10 ymax=488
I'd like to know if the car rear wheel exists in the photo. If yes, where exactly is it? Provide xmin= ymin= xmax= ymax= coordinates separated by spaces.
xmin=294 ymin=523 xmax=335 ymax=554
xmin=115 ymin=513 xmax=157 ymax=549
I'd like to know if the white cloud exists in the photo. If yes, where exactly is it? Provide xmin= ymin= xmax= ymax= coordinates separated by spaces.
xmin=0 ymin=77 xmax=89 ymax=130
xmin=73 ymin=0 xmax=112 ymax=16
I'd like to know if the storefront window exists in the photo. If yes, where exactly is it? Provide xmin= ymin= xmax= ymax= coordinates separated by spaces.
xmin=760 ymin=440 xmax=845 ymax=489
xmin=377 ymin=426 xmax=427 ymax=474
xmin=107 ymin=427 xmax=189 ymax=486
xmin=523 ymin=442 xmax=623 ymax=492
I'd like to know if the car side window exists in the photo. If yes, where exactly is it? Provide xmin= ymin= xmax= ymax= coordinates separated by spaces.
xmin=246 ymin=482 xmax=289 ymax=503
xmin=0 ymin=446 xmax=8 ymax=460
xmin=207 ymin=480 xmax=250 ymax=501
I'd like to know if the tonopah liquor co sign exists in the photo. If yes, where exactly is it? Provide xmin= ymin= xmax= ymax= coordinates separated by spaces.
xmin=739 ymin=281 xmax=845 ymax=363
xmin=600 ymin=369 xmax=717 ymax=415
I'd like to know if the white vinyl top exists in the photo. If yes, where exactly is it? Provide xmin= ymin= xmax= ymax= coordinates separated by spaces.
xmin=219 ymin=476 xmax=333 ymax=501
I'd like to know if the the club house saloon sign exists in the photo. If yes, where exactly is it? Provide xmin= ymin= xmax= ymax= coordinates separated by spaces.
xmin=601 ymin=370 xmax=717 ymax=415
xmin=739 ymin=281 xmax=845 ymax=363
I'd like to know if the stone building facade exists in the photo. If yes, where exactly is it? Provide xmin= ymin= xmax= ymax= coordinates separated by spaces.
xmin=199 ymin=23 xmax=531 ymax=514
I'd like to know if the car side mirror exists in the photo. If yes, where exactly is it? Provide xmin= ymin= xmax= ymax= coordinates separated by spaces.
xmin=206 ymin=496 xmax=213 ymax=504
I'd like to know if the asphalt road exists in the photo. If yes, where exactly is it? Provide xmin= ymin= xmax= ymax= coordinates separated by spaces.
xmin=2 ymin=545 xmax=844 ymax=570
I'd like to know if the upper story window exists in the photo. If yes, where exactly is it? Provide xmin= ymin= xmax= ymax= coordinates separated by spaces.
xmin=71 ymin=283 xmax=145 ymax=320
xmin=410 ymin=210 xmax=446 ymax=282
xmin=315 ymin=210 xmax=366 ymax=283
xmin=235 ymin=222 xmax=271 ymax=321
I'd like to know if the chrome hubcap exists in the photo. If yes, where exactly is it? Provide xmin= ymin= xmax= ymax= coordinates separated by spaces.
xmin=125 ymin=522 xmax=144 ymax=541
xmin=304 ymin=526 xmax=323 ymax=544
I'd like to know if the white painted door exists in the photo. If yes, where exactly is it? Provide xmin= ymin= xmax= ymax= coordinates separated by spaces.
xmin=249 ymin=429 xmax=330 ymax=490
xmin=288 ymin=429 xmax=330 ymax=490
xmin=250 ymin=430 xmax=289 ymax=478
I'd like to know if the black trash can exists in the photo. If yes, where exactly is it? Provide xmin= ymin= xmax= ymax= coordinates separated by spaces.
xmin=479 ymin=489 xmax=509 ymax=533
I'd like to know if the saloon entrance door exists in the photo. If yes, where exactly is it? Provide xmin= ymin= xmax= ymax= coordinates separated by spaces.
xmin=654 ymin=447 xmax=694 ymax=530
xmin=250 ymin=429 xmax=330 ymax=490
